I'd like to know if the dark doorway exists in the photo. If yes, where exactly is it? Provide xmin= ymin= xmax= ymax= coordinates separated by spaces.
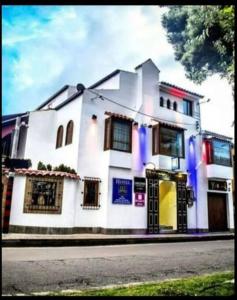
xmin=208 ymin=192 xmax=228 ymax=231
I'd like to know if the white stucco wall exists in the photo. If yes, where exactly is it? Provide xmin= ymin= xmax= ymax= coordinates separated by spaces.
xmin=9 ymin=175 xmax=78 ymax=229
xmin=10 ymin=59 xmax=234 ymax=233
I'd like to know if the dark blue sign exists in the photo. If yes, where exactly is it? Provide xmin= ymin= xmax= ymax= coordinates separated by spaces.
xmin=112 ymin=178 xmax=132 ymax=205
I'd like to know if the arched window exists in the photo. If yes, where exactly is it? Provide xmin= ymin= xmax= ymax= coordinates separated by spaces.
xmin=56 ymin=125 xmax=63 ymax=148
xmin=167 ymin=99 xmax=171 ymax=109
xmin=160 ymin=97 xmax=164 ymax=107
xmin=65 ymin=120 xmax=73 ymax=145
xmin=173 ymin=101 xmax=177 ymax=111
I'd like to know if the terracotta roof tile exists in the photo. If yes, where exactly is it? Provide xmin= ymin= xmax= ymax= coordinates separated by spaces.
xmin=160 ymin=81 xmax=204 ymax=98
xmin=105 ymin=111 xmax=134 ymax=122
xmin=2 ymin=168 xmax=80 ymax=180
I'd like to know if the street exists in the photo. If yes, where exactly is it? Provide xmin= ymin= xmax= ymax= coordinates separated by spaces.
xmin=2 ymin=240 xmax=234 ymax=295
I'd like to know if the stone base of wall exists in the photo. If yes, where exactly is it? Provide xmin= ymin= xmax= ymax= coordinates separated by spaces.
xmin=9 ymin=225 xmax=147 ymax=235
xmin=187 ymin=228 xmax=209 ymax=233
xmin=9 ymin=225 xmax=234 ymax=235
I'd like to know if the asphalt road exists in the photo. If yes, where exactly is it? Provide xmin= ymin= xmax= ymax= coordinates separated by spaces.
xmin=2 ymin=240 xmax=234 ymax=295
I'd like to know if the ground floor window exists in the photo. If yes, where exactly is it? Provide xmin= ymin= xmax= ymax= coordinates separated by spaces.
xmin=82 ymin=177 xmax=100 ymax=209
xmin=24 ymin=176 xmax=63 ymax=214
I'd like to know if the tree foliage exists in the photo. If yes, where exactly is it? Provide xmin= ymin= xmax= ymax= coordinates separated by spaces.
xmin=161 ymin=5 xmax=234 ymax=86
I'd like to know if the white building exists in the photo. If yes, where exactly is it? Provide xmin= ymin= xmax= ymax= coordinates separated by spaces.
xmin=2 ymin=59 xmax=234 ymax=234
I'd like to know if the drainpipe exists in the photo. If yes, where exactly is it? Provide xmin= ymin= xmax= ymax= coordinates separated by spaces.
xmin=10 ymin=117 xmax=21 ymax=159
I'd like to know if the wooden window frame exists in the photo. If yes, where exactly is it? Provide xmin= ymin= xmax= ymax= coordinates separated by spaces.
xmin=152 ymin=123 xmax=185 ymax=158
xmin=23 ymin=176 xmax=63 ymax=214
xmin=209 ymin=138 xmax=232 ymax=167
xmin=65 ymin=120 xmax=73 ymax=145
xmin=183 ymin=99 xmax=193 ymax=116
xmin=104 ymin=117 xmax=132 ymax=153
xmin=56 ymin=125 xmax=64 ymax=149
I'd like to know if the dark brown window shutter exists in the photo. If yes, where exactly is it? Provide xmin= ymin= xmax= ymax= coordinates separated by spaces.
xmin=104 ymin=118 xmax=111 ymax=150
xmin=152 ymin=124 xmax=159 ymax=155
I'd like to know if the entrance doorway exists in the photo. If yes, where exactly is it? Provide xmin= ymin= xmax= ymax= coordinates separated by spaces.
xmin=208 ymin=192 xmax=228 ymax=231
xmin=146 ymin=169 xmax=187 ymax=234
xmin=159 ymin=181 xmax=177 ymax=232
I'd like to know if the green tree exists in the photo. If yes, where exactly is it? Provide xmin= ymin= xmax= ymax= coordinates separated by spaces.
xmin=161 ymin=5 xmax=234 ymax=87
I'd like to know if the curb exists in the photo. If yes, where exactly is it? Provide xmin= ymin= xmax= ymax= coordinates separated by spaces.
xmin=2 ymin=234 xmax=234 ymax=247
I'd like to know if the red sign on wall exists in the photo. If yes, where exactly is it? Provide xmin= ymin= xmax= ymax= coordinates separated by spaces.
xmin=135 ymin=193 xmax=145 ymax=207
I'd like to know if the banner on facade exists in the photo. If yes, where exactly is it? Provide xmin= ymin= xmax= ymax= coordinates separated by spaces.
xmin=208 ymin=180 xmax=227 ymax=191
xmin=134 ymin=177 xmax=146 ymax=193
xmin=112 ymin=178 xmax=132 ymax=204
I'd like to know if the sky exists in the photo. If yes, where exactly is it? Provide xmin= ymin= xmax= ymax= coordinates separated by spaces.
xmin=2 ymin=5 xmax=234 ymax=139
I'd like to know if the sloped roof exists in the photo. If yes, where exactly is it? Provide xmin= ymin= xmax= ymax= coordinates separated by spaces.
xmin=160 ymin=81 xmax=204 ymax=98
xmin=105 ymin=111 xmax=134 ymax=121
xmin=202 ymin=130 xmax=233 ymax=142
xmin=2 ymin=168 xmax=80 ymax=180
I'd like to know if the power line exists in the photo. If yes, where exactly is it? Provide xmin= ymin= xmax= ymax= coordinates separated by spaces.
xmin=87 ymin=89 xmax=198 ymax=127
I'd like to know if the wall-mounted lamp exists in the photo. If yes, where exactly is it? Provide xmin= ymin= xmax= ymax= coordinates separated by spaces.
xmin=92 ymin=114 xmax=97 ymax=120
xmin=133 ymin=121 xmax=138 ymax=126
xmin=143 ymin=162 xmax=156 ymax=170
xmin=148 ymin=124 xmax=153 ymax=128
xmin=197 ymin=98 xmax=211 ymax=105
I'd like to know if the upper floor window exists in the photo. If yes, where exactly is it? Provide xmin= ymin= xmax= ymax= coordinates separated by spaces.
xmin=65 ymin=120 xmax=73 ymax=145
xmin=167 ymin=99 xmax=171 ymax=109
xmin=56 ymin=125 xmax=63 ymax=148
xmin=173 ymin=101 xmax=177 ymax=111
xmin=206 ymin=139 xmax=232 ymax=166
xmin=153 ymin=124 xmax=184 ymax=158
xmin=160 ymin=97 xmax=164 ymax=107
xmin=83 ymin=179 xmax=99 ymax=207
xmin=183 ymin=99 xmax=193 ymax=116
xmin=104 ymin=117 xmax=132 ymax=153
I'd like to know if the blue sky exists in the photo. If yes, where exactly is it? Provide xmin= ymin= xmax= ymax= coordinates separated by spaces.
xmin=2 ymin=5 xmax=234 ymax=138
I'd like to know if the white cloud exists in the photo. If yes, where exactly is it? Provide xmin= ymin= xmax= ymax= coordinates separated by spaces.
xmin=3 ymin=5 xmax=234 ymax=139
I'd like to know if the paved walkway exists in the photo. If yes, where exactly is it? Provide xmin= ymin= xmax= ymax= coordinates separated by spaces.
xmin=2 ymin=231 xmax=234 ymax=247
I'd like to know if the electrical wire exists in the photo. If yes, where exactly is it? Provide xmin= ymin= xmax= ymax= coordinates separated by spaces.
xmin=87 ymin=89 xmax=199 ymax=127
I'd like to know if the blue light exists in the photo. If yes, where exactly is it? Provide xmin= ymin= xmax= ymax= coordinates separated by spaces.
xmin=188 ymin=137 xmax=197 ymax=199
xmin=139 ymin=126 xmax=147 ymax=170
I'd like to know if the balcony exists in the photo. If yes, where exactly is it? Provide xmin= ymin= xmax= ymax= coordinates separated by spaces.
xmin=206 ymin=164 xmax=233 ymax=179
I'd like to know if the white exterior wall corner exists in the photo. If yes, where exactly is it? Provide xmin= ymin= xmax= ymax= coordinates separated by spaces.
xmin=23 ymin=95 xmax=83 ymax=171
xmin=9 ymin=175 xmax=77 ymax=228
xmin=24 ymin=110 xmax=57 ymax=169
xmin=40 ymin=87 xmax=77 ymax=110
xmin=54 ymin=95 xmax=83 ymax=170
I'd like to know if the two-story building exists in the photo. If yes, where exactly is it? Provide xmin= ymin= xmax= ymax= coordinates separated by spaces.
xmin=2 ymin=59 xmax=234 ymax=234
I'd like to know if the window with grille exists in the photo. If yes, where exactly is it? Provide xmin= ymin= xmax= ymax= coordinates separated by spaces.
xmin=83 ymin=179 xmax=99 ymax=207
xmin=23 ymin=176 xmax=63 ymax=214
xmin=104 ymin=117 xmax=132 ymax=153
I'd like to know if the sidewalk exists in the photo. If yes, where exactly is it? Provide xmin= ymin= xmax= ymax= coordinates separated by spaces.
xmin=2 ymin=231 xmax=234 ymax=247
